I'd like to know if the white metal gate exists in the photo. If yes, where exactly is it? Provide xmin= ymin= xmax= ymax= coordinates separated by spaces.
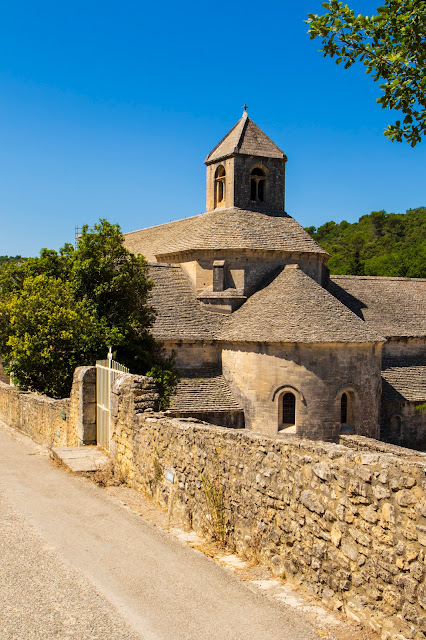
xmin=96 ymin=350 xmax=129 ymax=451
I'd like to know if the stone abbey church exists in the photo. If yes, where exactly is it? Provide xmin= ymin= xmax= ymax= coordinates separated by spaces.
xmin=124 ymin=111 xmax=426 ymax=449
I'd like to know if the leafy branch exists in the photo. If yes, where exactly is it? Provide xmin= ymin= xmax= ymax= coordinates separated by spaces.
xmin=307 ymin=1 xmax=426 ymax=146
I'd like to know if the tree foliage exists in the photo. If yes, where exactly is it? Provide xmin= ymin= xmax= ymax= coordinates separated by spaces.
xmin=305 ymin=206 xmax=426 ymax=276
xmin=0 ymin=255 xmax=27 ymax=269
xmin=0 ymin=220 xmax=178 ymax=399
xmin=307 ymin=1 xmax=426 ymax=146
xmin=4 ymin=275 xmax=101 ymax=397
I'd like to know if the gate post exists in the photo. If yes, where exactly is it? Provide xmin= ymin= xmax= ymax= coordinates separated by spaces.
xmin=68 ymin=366 xmax=97 ymax=446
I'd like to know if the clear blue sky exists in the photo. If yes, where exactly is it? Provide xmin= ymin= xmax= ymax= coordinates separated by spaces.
xmin=1 ymin=0 xmax=425 ymax=257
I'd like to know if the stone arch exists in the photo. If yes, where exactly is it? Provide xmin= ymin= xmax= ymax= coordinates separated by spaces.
xmin=249 ymin=163 xmax=268 ymax=203
xmin=335 ymin=384 xmax=359 ymax=434
xmin=273 ymin=385 xmax=305 ymax=433
xmin=214 ymin=165 xmax=226 ymax=208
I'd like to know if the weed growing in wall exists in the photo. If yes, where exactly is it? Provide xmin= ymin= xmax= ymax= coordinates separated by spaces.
xmin=152 ymin=448 xmax=164 ymax=485
xmin=199 ymin=450 xmax=228 ymax=546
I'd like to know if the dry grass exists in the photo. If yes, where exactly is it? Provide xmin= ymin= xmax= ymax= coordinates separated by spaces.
xmin=89 ymin=461 xmax=127 ymax=487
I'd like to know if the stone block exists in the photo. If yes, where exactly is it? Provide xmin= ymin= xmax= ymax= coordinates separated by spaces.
xmin=312 ymin=461 xmax=331 ymax=481
xmin=300 ymin=490 xmax=325 ymax=515
xmin=397 ymin=490 xmax=417 ymax=508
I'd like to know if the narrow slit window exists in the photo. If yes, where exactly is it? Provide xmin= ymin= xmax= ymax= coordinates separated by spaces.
xmin=282 ymin=392 xmax=295 ymax=425
xmin=341 ymin=393 xmax=348 ymax=423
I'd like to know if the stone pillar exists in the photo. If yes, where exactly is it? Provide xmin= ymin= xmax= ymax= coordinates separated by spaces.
xmin=68 ymin=366 xmax=97 ymax=446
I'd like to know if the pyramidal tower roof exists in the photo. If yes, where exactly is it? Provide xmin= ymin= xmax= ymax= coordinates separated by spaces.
xmin=205 ymin=110 xmax=287 ymax=165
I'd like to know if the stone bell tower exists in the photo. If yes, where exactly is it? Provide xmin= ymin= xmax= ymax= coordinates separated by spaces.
xmin=205 ymin=108 xmax=287 ymax=213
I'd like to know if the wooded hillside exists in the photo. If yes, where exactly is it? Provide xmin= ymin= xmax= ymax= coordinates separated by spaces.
xmin=0 ymin=256 xmax=27 ymax=269
xmin=305 ymin=207 xmax=426 ymax=277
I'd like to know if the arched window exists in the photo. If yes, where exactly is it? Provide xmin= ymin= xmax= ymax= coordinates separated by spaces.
xmin=214 ymin=165 xmax=226 ymax=207
xmin=390 ymin=415 xmax=402 ymax=442
xmin=338 ymin=389 xmax=356 ymax=434
xmin=341 ymin=393 xmax=348 ymax=424
xmin=250 ymin=167 xmax=266 ymax=202
xmin=282 ymin=392 xmax=296 ymax=426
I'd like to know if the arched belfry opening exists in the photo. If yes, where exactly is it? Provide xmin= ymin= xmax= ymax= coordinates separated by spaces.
xmin=214 ymin=165 xmax=226 ymax=208
xmin=250 ymin=167 xmax=267 ymax=202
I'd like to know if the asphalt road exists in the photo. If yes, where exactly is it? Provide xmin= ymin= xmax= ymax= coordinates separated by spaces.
xmin=0 ymin=422 xmax=318 ymax=640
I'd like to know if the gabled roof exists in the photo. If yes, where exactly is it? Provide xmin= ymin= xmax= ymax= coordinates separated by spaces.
xmin=124 ymin=208 xmax=327 ymax=260
xmin=205 ymin=111 xmax=286 ymax=164
xmin=219 ymin=265 xmax=384 ymax=344
xmin=329 ymin=275 xmax=426 ymax=338
xmin=148 ymin=264 xmax=227 ymax=341
xmin=382 ymin=355 xmax=426 ymax=402
xmin=168 ymin=367 xmax=242 ymax=413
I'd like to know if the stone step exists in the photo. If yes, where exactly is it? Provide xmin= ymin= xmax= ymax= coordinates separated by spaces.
xmin=51 ymin=446 xmax=110 ymax=473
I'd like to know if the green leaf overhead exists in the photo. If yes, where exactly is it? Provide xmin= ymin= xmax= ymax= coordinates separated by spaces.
xmin=307 ymin=1 xmax=426 ymax=145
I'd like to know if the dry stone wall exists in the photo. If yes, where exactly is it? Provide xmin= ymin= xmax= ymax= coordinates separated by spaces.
xmin=0 ymin=366 xmax=96 ymax=447
xmin=111 ymin=373 xmax=426 ymax=640
xmin=0 ymin=380 xmax=72 ymax=446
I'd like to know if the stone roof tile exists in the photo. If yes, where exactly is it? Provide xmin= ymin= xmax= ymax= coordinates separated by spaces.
xmin=381 ymin=355 xmax=426 ymax=402
xmin=124 ymin=208 xmax=327 ymax=260
xmin=329 ymin=275 xmax=426 ymax=338
xmin=148 ymin=264 xmax=226 ymax=341
xmin=219 ymin=265 xmax=384 ymax=344
xmin=124 ymin=216 xmax=197 ymax=262
xmin=205 ymin=112 xmax=286 ymax=164
xmin=169 ymin=368 xmax=242 ymax=412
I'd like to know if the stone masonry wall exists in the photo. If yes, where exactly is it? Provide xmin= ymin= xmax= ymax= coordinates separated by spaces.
xmin=111 ymin=373 xmax=426 ymax=640
xmin=0 ymin=366 xmax=96 ymax=447
xmin=222 ymin=342 xmax=382 ymax=441
xmin=0 ymin=380 xmax=72 ymax=446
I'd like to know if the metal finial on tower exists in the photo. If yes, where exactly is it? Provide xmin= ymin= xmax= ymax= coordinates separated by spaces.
xmin=243 ymin=103 xmax=248 ymax=114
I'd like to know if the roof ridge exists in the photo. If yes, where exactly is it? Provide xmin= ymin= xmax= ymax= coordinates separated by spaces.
xmin=124 ymin=212 xmax=202 ymax=237
xmin=332 ymin=275 xmax=426 ymax=282
xmin=220 ymin=266 xmax=385 ymax=344
xmin=235 ymin=112 xmax=250 ymax=151
xmin=205 ymin=113 xmax=285 ymax=164
xmin=124 ymin=208 xmax=329 ymax=260
xmin=204 ymin=115 xmax=247 ymax=163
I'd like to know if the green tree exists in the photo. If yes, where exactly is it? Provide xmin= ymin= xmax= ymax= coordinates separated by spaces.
xmin=0 ymin=255 xmax=27 ymax=270
xmin=4 ymin=275 xmax=101 ymax=397
xmin=70 ymin=221 xmax=156 ymax=374
xmin=307 ymin=1 xmax=426 ymax=146
xmin=0 ymin=220 xmax=178 ymax=400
